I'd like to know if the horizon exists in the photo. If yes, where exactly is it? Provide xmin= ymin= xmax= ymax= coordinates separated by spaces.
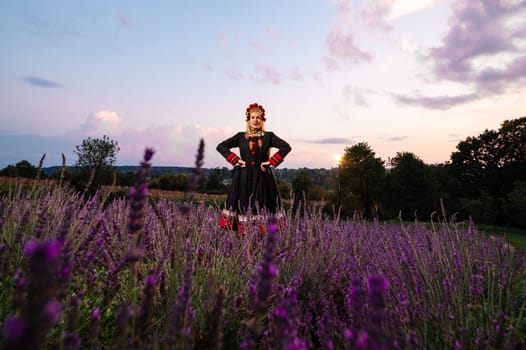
xmin=1 ymin=1 xmax=525 ymax=169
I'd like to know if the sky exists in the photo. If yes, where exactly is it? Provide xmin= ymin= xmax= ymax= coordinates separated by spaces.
xmin=1 ymin=0 xmax=525 ymax=169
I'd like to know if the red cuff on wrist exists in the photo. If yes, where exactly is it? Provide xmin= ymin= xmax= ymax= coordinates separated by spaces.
xmin=226 ymin=152 xmax=240 ymax=165
xmin=269 ymin=152 xmax=284 ymax=167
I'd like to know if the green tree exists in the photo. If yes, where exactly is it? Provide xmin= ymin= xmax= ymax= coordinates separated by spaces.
xmin=450 ymin=116 xmax=526 ymax=224
xmin=307 ymin=184 xmax=326 ymax=201
xmin=72 ymin=135 xmax=120 ymax=192
xmin=15 ymin=160 xmax=39 ymax=178
xmin=205 ymin=168 xmax=226 ymax=194
xmin=386 ymin=152 xmax=437 ymax=220
xmin=158 ymin=173 xmax=189 ymax=191
xmin=503 ymin=180 xmax=526 ymax=228
xmin=0 ymin=165 xmax=18 ymax=177
xmin=74 ymin=135 xmax=120 ymax=170
xmin=339 ymin=142 xmax=385 ymax=218
xmin=291 ymin=170 xmax=312 ymax=211
xmin=277 ymin=180 xmax=291 ymax=200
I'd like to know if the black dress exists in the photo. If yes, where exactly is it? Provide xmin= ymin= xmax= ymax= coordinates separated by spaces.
xmin=217 ymin=131 xmax=291 ymax=216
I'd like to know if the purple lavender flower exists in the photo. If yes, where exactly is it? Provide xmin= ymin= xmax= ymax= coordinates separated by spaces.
xmin=254 ymin=226 xmax=278 ymax=313
xmin=184 ymin=138 xmax=205 ymax=204
xmin=204 ymin=284 xmax=225 ymax=350
xmin=63 ymin=294 xmax=81 ymax=350
xmin=135 ymin=271 xmax=157 ymax=347
xmin=91 ymin=307 xmax=100 ymax=321
xmin=356 ymin=330 xmax=369 ymax=348
xmin=3 ymin=316 xmax=25 ymax=342
xmin=0 ymin=200 xmax=5 ymax=230
xmin=23 ymin=239 xmax=62 ymax=262
xmin=368 ymin=275 xmax=389 ymax=324
xmin=36 ymin=153 xmax=46 ymax=179
xmin=166 ymin=239 xmax=195 ymax=348
xmin=270 ymin=286 xmax=305 ymax=349
xmin=144 ymin=147 xmax=155 ymax=162
xmin=3 ymin=239 xmax=63 ymax=349
xmin=348 ymin=277 xmax=364 ymax=329
xmin=87 ymin=307 xmax=101 ymax=349
xmin=126 ymin=147 xmax=155 ymax=264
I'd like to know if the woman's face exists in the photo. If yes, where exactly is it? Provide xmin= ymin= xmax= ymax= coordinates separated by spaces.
xmin=249 ymin=110 xmax=264 ymax=130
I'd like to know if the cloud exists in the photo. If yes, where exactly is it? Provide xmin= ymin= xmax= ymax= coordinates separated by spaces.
xmin=312 ymin=72 xmax=323 ymax=84
xmin=360 ymin=2 xmax=393 ymax=33
xmin=338 ymin=112 xmax=351 ymax=120
xmin=428 ymin=1 xmax=524 ymax=82
xmin=263 ymin=26 xmax=278 ymax=38
xmin=387 ymin=136 xmax=408 ymax=141
xmin=396 ymin=0 xmax=526 ymax=109
xmin=322 ymin=56 xmax=341 ymax=71
xmin=117 ymin=14 xmax=133 ymax=28
xmin=79 ymin=110 xmax=123 ymax=134
xmin=342 ymin=85 xmax=376 ymax=107
xmin=359 ymin=0 xmax=438 ymax=31
xmin=323 ymin=0 xmax=374 ymax=71
xmin=249 ymin=40 xmax=266 ymax=54
xmin=325 ymin=29 xmax=372 ymax=69
xmin=23 ymin=76 xmax=63 ymax=88
xmin=0 ymin=123 xmax=238 ymax=168
xmin=288 ymin=67 xmax=304 ymax=81
xmin=300 ymin=137 xmax=354 ymax=144
xmin=218 ymin=33 xmax=230 ymax=46
xmin=388 ymin=0 xmax=437 ymax=20
xmin=392 ymin=91 xmax=478 ymax=109
xmin=254 ymin=64 xmax=282 ymax=85
xmin=226 ymin=68 xmax=244 ymax=81
xmin=447 ymin=134 xmax=465 ymax=142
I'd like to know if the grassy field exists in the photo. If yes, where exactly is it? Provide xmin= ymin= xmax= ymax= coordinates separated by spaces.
xmin=2 ymin=176 xmax=525 ymax=251
xmin=0 ymin=173 xmax=525 ymax=348
xmin=476 ymin=224 xmax=526 ymax=250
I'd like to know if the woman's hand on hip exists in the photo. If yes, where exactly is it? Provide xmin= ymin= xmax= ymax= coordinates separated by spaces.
xmin=260 ymin=161 xmax=270 ymax=172
xmin=238 ymin=159 xmax=246 ymax=168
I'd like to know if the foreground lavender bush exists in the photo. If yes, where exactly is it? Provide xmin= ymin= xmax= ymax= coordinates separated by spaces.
xmin=0 ymin=155 xmax=524 ymax=349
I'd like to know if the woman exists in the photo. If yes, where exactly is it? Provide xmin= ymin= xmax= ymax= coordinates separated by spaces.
xmin=217 ymin=102 xmax=291 ymax=232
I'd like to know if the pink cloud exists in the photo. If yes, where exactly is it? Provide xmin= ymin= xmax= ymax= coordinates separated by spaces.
xmin=360 ymin=2 xmax=393 ymax=33
xmin=226 ymin=68 xmax=244 ymax=81
xmin=117 ymin=14 xmax=133 ymax=28
xmin=264 ymin=26 xmax=278 ymax=38
xmin=336 ymin=0 xmax=351 ymax=15
xmin=218 ymin=33 xmax=230 ymax=46
xmin=289 ymin=67 xmax=304 ymax=81
xmin=312 ymin=72 xmax=323 ymax=84
xmin=396 ymin=0 xmax=526 ymax=109
xmin=249 ymin=40 xmax=266 ymax=54
xmin=254 ymin=64 xmax=282 ymax=85
xmin=429 ymin=1 xmax=525 ymax=81
xmin=326 ymin=30 xmax=372 ymax=65
xmin=392 ymin=91 xmax=478 ymax=110
xmin=322 ymin=56 xmax=341 ymax=71
xmin=342 ymin=85 xmax=376 ymax=107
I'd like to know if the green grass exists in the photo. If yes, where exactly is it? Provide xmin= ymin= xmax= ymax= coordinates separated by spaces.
xmin=381 ymin=219 xmax=526 ymax=251
xmin=476 ymin=224 xmax=526 ymax=250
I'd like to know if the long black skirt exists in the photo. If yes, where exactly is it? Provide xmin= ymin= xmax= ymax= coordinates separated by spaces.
xmin=225 ymin=166 xmax=281 ymax=215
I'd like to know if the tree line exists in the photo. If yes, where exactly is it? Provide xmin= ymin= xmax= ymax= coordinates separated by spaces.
xmin=1 ymin=117 xmax=525 ymax=228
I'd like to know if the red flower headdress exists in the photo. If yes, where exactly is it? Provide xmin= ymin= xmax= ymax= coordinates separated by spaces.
xmin=245 ymin=103 xmax=266 ymax=121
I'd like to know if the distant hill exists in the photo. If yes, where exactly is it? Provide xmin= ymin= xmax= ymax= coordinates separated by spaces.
xmin=41 ymin=166 xmax=334 ymax=186
xmin=42 ymin=166 xmax=197 ymax=177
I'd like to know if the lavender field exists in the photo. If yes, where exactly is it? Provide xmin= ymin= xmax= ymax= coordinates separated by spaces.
xmin=0 ymin=150 xmax=525 ymax=349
